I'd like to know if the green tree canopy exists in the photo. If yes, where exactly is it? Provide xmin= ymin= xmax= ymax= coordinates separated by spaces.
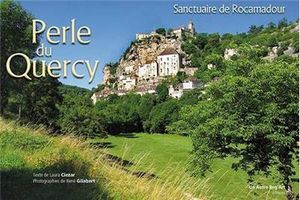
xmin=177 ymin=59 xmax=298 ymax=199
xmin=59 ymin=88 xmax=106 ymax=137
xmin=0 ymin=0 xmax=40 ymax=114
xmin=156 ymin=82 xmax=169 ymax=103
xmin=145 ymin=99 xmax=180 ymax=133
xmin=155 ymin=28 xmax=166 ymax=36
xmin=22 ymin=72 xmax=62 ymax=131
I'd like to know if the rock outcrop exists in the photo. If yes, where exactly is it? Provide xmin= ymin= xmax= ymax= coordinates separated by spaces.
xmin=224 ymin=48 xmax=238 ymax=60
xmin=116 ymin=35 xmax=186 ymax=77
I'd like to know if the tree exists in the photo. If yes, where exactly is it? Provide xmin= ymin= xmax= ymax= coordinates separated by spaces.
xmin=145 ymin=99 xmax=180 ymax=133
xmin=248 ymin=25 xmax=264 ymax=34
xmin=194 ymin=53 xmax=224 ymax=83
xmin=155 ymin=28 xmax=166 ymax=36
xmin=267 ymin=22 xmax=276 ymax=30
xmin=278 ymin=18 xmax=288 ymax=29
xmin=95 ymin=94 xmax=143 ymax=134
xmin=266 ymin=36 xmax=278 ymax=47
xmin=193 ymin=33 xmax=208 ymax=49
xmin=171 ymin=72 xmax=188 ymax=86
xmin=204 ymin=53 xmax=224 ymax=67
xmin=0 ymin=0 xmax=40 ymax=115
xmin=106 ymin=62 xmax=118 ymax=75
xmin=156 ymin=83 xmax=169 ymax=103
xmin=181 ymin=42 xmax=198 ymax=55
xmin=138 ymin=94 xmax=157 ymax=130
xmin=167 ymin=28 xmax=173 ymax=36
xmin=59 ymin=90 xmax=106 ymax=137
xmin=179 ymin=60 xmax=298 ymax=199
xmin=205 ymin=33 xmax=221 ymax=51
xmin=22 ymin=73 xmax=62 ymax=131
xmin=179 ymin=89 xmax=202 ymax=106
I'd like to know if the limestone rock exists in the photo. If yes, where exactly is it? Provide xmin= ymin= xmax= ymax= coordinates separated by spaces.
xmin=283 ymin=46 xmax=295 ymax=56
xmin=290 ymin=23 xmax=299 ymax=33
xmin=224 ymin=48 xmax=238 ymax=60
xmin=102 ymin=65 xmax=111 ymax=85
xmin=269 ymin=46 xmax=278 ymax=58
xmin=117 ymin=35 xmax=185 ymax=77
xmin=207 ymin=63 xmax=216 ymax=69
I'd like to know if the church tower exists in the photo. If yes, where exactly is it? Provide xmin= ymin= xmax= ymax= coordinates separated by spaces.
xmin=188 ymin=20 xmax=195 ymax=35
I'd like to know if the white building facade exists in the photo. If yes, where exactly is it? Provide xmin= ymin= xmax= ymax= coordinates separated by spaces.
xmin=168 ymin=84 xmax=183 ymax=99
xmin=182 ymin=78 xmax=202 ymax=90
xmin=138 ymin=61 xmax=158 ymax=80
xmin=118 ymin=75 xmax=137 ymax=91
xmin=169 ymin=78 xmax=202 ymax=99
xmin=157 ymin=48 xmax=181 ymax=77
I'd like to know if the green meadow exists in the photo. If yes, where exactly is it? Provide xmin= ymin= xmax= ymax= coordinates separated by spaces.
xmin=0 ymin=119 xmax=209 ymax=200
xmin=89 ymin=133 xmax=299 ymax=200
xmin=1 ymin=118 xmax=299 ymax=200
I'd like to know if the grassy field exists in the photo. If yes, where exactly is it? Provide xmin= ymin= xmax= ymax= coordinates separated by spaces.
xmin=0 ymin=119 xmax=208 ymax=200
xmin=89 ymin=133 xmax=299 ymax=200
xmin=1 ymin=119 xmax=298 ymax=200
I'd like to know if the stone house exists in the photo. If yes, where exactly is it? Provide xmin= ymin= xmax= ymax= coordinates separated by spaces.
xmin=172 ymin=20 xmax=195 ymax=38
xmin=135 ymin=84 xmax=157 ymax=95
xmin=168 ymin=84 xmax=183 ymax=99
xmin=118 ymin=75 xmax=137 ymax=91
xmin=136 ymin=31 xmax=159 ymax=40
xmin=138 ymin=60 xmax=158 ymax=80
xmin=157 ymin=48 xmax=181 ymax=77
xmin=169 ymin=77 xmax=202 ymax=99
xmin=182 ymin=77 xmax=202 ymax=90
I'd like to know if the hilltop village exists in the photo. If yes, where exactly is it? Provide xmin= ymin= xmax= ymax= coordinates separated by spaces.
xmin=92 ymin=21 xmax=205 ymax=103
xmin=91 ymin=20 xmax=299 ymax=104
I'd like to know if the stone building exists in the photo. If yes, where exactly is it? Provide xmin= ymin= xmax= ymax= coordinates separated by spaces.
xmin=136 ymin=31 xmax=159 ymax=40
xmin=172 ymin=20 xmax=195 ymax=38
xmin=135 ymin=84 xmax=157 ymax=95
xmin=168 ymin=84 xmax=183 ymax=99
xmin=182 ymin=77 xmax=202 ymax=90
xmin=118 ymin=75 xmax=137 ymax=90
xmin=91 ymin=87 xmax=115 ymax=104
xmin=124 ymin=65 xmax=134 ymax=74
xmin=138 ymin=60 xmax=158 ymax=80
xmin=92 ymin=21 xmax=200 ymax=103
xmin=136 ymin=20 xmax=195 ymax=41
xmin=169 ymin=77 xmax=202 ymax=99
xmin=157 ymin=48 xmax=181 ymax=77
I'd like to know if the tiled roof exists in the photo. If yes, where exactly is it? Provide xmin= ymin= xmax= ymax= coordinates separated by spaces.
xmin=159 ymin=48 xmax=178 ymax=56
xmin=145 ymin=60 xmax=155 ymax=64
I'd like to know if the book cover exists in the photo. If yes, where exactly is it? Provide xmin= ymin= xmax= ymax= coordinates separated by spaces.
xmin=0 ymin=0 xmax=299 ymax=199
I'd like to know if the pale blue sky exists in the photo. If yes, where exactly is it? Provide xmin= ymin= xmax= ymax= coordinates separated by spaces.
xmin=20 ymin=0 xmax=299 ymax=89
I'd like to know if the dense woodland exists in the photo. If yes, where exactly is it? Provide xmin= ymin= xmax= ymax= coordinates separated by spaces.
xmin=1 ymin=1 xmax=298 ymax=199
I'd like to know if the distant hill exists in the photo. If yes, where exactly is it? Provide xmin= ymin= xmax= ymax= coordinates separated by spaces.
xmin=59 ymin=84 xmax=91 ymax=97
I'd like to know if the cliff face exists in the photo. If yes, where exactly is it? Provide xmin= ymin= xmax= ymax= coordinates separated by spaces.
xmin=116 ymin=35 xmax=186 ymax=77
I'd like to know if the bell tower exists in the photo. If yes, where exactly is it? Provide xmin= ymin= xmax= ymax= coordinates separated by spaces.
xmin=188 ymin=20 xmax=195 ymax=35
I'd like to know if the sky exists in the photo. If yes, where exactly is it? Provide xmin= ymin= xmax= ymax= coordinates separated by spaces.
xmin=20 ymin=0 xmax=299 ymax=90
